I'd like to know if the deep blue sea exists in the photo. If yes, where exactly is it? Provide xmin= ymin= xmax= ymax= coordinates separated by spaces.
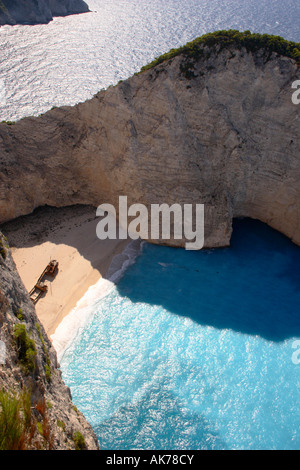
xmin=60 ymin=220 xmax=300 ymax=450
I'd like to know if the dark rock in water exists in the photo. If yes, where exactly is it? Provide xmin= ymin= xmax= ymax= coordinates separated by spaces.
xmin=0 ymin=0 xmax=90 ymax=26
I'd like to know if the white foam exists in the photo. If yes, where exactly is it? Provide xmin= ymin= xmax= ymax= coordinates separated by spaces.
xmin=106 ymin=239 xmax=143 ymax=283
xmin=51 ymin=239 xmax=144 ymax=362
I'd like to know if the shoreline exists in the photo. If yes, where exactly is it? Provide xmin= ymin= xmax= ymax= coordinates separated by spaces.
xmin=51 ymin=238 xmax=143 ymax=361
xmin=1 ymin=205 xmax=131 ymax=339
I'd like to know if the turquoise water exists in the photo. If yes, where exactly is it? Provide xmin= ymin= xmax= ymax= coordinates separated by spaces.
xmin=60 ymin=220 xmax=300 ymax=450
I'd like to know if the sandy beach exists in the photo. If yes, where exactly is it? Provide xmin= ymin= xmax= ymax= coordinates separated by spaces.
xmin=1 ymin=205 xmax=130 ymax=337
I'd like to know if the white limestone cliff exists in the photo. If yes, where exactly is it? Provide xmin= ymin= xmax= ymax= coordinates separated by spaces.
xmin=0 ymin=44 xmax=299 ymax=248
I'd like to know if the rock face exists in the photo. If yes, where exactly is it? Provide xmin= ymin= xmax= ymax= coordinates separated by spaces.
xmin=0 ymin=44 xmax=299 ymax=248
xmin=0 ymin=232 xmax=99 ymax=449
xmin=0 ymin=0 xmax=90 ymax=26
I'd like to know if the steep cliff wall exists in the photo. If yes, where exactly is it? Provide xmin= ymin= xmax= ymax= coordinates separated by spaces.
xmin=0 ymin=232 xmax=99 ymax=449
xmin=0 ymin=32 xmax=299 ymax=248
xmin=0 ymin=0 xmax=89 ymax=26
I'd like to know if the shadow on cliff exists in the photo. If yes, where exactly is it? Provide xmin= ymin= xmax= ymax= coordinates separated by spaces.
xmin=114 ymin=218 xmax=300 ymax=343
xmin=0 ymin=203 xmax=127 ymax=281
xmin=2 ymin=207 xmax=300 ymax=342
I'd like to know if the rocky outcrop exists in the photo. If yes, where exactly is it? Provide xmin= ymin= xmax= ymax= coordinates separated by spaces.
xmin=0 ymin=232 xmax=99 ymax=449
xmin=0 ymin=0 xmax=90 ymax=26
xmin=0 ymin=34 xmax=299 ymax=248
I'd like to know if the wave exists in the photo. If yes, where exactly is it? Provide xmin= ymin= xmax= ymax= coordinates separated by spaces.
xmin=106 ymin=239 xmax=144 ymax=283
xmin=51 ymin=238 xmax=144 ymax=362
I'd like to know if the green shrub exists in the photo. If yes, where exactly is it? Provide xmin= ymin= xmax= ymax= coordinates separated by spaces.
xmin=0 ymin=388 xmax=55 ymax=450
xmin=36 ymin=421 xmax=43 ymax=435
xmin=57 ymin=419 xmax=66 ymax=432
xmin=44 ymin=364 xmax=51 ymax=382
xmin=17 ymin=308 xmax=25 ymax=321
xmin=0 ymin=390 xmax=24 ymax=450
xmin=0 ymin=239 xmax=7 ymax=260
xmin=73 ymin=431 xmax=86 ymax=450
xmin=1 ymin=120 xmax=15 ymax=125
xmin=139 ymin=30 xmax=300 ymax=75
xmin=36 ymin=323 xmax=51 ymax=382
xmin=0 ymin=389 xmax=33 ymax=450
xmin=13 ymin=324 xmax=36 ymax=374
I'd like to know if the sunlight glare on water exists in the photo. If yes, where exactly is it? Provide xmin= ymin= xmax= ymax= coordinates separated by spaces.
xmin=0 ymin=0 xmax=299 ymax=121
xmin=60 ymin=221 xmax=300 ymax=450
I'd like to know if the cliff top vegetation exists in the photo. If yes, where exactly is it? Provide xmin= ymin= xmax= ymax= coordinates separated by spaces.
xmin=140 ymin=30 xmax=300 ymax=73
